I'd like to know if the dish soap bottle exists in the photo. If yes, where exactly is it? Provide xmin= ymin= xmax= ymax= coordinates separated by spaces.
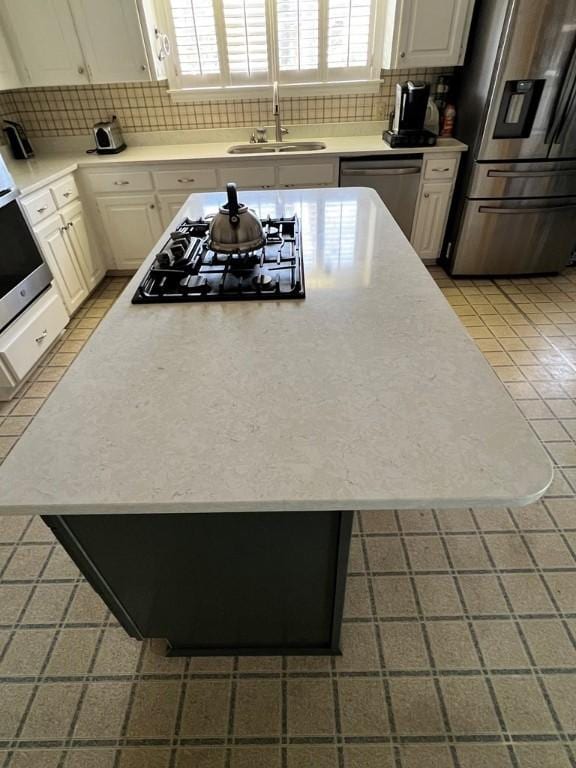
xmin=440 ymin=103 xmax=456 ymax=138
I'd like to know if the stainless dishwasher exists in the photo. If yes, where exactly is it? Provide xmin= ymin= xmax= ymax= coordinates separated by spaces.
xmin=339 ymin=156 xmax=422 ymax=238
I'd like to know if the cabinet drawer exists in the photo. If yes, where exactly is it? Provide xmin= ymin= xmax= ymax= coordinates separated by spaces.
xmin=278 ymin=163 xmax=335 ymax=187
xmin=423 ymin=156 xmax=458 ymax=181
xmin=21 ymin=188 xmax=57 ymax=226
xmin=220 ymin=165 xmax=276 ymax=189
xmin=51 ymin=175 xmax=79 ymax=208
xmin=0 ymin=289 xmax=68 ymax=382
xmin=85 ymin=170 xmax=153 ymax=194
xmin=153 ymin=168 xmax=218 ymax=191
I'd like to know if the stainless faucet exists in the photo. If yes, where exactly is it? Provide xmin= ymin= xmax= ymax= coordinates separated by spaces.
xmin=272 ymin=81 xmax=287 ymax=142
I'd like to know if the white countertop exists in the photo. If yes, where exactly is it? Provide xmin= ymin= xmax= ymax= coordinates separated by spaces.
xmin=3 ymin=134 xmax=468 ymax=196
xmin=0 ymin=187 xmax=552 ymax=516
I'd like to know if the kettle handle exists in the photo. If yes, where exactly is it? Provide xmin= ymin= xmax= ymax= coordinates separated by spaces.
xmin=226 ymin=183 xmax=240 ymax=225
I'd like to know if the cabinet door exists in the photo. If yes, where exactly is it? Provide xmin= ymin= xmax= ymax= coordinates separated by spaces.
xmin=392 ymin=0 xmax=474 ymax=68
xmin=70 ymin=0 xmax=150 ymax=83
xmin=410 ymin=182 xmax=452 ymax=261
xmin=157 ymin=193 xmax=189 ymax=229
xmin=35 ymin=215 xmax=88 ymax=314
xmin=277 ymin=163 xmax=336 ymax=188
xmin=1 ymin=0 xmax=88 ymax=86
xmin=61 ymin=201 xmax=106 ymax=293
xmin=0 ymin=20 xmax=19 ymax=89
xmin=96 ymin=194 xmax=163 ymax=270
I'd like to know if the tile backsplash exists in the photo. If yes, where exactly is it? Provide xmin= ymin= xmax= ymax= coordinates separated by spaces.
xmin=0 ymin=69 xmax=453 ymax=142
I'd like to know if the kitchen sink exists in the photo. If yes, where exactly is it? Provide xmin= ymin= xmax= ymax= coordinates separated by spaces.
xmin=227 ymin=141 xmax=326 ymax=154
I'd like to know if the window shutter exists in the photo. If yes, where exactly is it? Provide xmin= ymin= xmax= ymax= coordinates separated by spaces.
xmin=222 ymin=0 xmax=270 ymax=81
xmin=276 ymin=0 xmax=319 ymax=74
xmin=166 ymin=0 xmax=378 ymax=89
xmin=327 ymin=0 xmax=372 ymax=71
xmin=169 ymin=0 xmax=220 ymax=77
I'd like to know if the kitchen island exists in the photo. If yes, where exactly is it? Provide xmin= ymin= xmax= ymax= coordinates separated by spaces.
xmin=0 ymin=188 xmax=552 ymax=655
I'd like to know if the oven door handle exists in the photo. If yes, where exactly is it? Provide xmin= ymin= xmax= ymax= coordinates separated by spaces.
xmin=479 ymin=202 xmax=576 ymax=214
xmin=340 ymin=167 xmax=421 ymax=176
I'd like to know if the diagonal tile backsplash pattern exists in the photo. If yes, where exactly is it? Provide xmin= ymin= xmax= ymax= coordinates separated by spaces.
xmin=1 ymin=267 xmax=576 ymax=767
xmin=0 ymin=68 xmax=453 ymax=140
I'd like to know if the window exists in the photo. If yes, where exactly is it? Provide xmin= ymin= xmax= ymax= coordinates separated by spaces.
xmin=164 ymin=0 xmax=381 ymax=95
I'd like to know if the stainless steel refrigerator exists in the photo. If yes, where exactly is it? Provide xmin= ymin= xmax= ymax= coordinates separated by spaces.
xmin=445 ymin=0 xmax=576 ymax=276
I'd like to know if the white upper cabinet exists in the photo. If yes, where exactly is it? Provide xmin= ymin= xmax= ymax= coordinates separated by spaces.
xmin=70 ymin=0 xmax=151 ymax=83
xmin=0 ymin=19 xmax=19 ymax=89
xmin=0 ymin=0 xmax=170 ymax=87
xmin=1 ymin=0 xmax=89 ymax=86
xmin=382 ymin=0 xmax=475 ymax=69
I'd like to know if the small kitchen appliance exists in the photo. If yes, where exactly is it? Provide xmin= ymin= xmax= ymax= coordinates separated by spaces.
xmin=92 ymin=116 xmax=126 ymax=154
xmin=3 ymin=120 xmax=34 ymax=159
xmin=208 ymin=183 xmax=265 ymax=253
xmin=383 ymin=81 xmax=437 ymax=148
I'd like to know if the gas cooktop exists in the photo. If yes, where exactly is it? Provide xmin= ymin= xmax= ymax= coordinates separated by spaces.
xmin=132 ymin=215 xmax=304 ymax=303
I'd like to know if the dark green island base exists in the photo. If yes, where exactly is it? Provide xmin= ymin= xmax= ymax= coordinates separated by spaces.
xmin=43 ymin=510 xmax=353 ymax=656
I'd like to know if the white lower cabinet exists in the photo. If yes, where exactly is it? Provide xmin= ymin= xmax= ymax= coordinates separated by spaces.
xmin=61 ymin=200 xmax=105 ymax=291
xmin=278 ymin=162 xmax=336 ymax=188
xmin=411 ymin=182 xmax=452 ymax=261
xmin=95 ymin=194 xmax=163 ymax=270
xmin=157 ymin=193 xmax=190 ymax=229
xmin=35 ymin=214 xmax=89 ymax=314
xmin=0 ymin=287 xmax=68 ymax=398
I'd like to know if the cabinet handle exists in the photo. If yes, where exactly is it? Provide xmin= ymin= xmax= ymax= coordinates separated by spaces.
xmin=62 ymin=191 xmax=72 ymax=198
xmin=114 ymin=180 xmax=130 ymax=186
xmin=177 ymin=178 xmax=195 ymax=183
xmin=432 ymin=167 xmax=450 ymax=172
xmin=37 ymin=206 xmax=47 ymax=213
xmin=35 ymin=329 xmax=48 ymax=343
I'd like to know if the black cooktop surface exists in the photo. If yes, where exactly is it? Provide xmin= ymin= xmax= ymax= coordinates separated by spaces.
xmin=132 ymin=215 xmax=304 ymax=303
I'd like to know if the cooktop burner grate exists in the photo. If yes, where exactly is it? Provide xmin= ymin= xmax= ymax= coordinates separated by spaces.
xmin=132 ymin=215 xmax=304 ymax=303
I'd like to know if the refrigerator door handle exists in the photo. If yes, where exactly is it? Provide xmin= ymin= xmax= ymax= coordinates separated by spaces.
xmin=555 ymin=76 xmax=576 ymax=144
xmin=487 ymin=169 xmax=576 ymax=178
xmin=546 ymin=42 xmax=576 ymax=144
xmin=479 ymin=203 xmax=576 ymax=215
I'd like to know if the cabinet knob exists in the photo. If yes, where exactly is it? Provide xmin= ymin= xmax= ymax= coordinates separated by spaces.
xmin=141 ymin=64 xmax=147 ymax=71
xmin=150 ymin=204 xmax=155 ymax=209
xmin=400 ymin=52 xmax=405 ymax=58
xmin=78 ymin=65 xmax=85 ymax=74
xmin=35 ymin=329 xmax=48 ymax=343
xmin=424 ymin=193 xmax=430 ymax=198
xmin=60 ymin=224 xmax=68 ymax=232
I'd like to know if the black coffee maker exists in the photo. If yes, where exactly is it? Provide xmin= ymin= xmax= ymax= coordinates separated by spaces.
xmin=384 ymin=81 xmax=437 ymax=148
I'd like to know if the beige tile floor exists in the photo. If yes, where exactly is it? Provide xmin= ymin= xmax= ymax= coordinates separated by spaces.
xmin=0 ymin=270 xmax=576 ymax=768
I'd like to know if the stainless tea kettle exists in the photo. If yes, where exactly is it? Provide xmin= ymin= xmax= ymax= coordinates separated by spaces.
xmin=209 ymin=183 xmax=265 ymax=253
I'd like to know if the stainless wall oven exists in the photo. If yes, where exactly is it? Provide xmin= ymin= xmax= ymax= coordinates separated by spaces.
xmin=0 ymin=155 xmax=52 ymax=332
